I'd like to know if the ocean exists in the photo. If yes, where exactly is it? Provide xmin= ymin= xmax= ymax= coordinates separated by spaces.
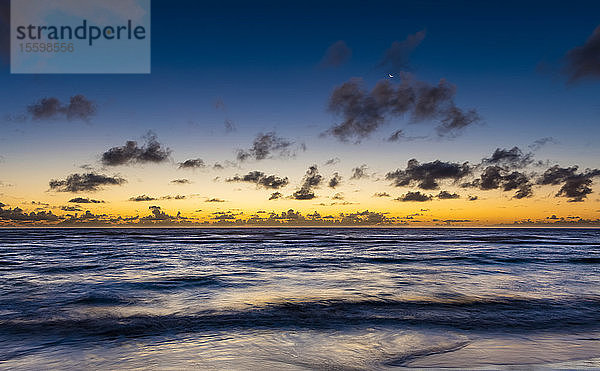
xmin=0 ymin=228 xmax=599 ymax=369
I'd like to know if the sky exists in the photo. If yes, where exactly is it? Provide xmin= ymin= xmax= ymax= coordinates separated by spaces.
xmin=0 ymin=0 xmax=599 ymax=227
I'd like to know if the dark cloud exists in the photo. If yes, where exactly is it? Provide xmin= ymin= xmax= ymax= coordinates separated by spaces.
xmin=224 ymin=119 xmax=236 ymax=133
xmin=320 ymin=40 xmax=352 ymax=68
xmin=102 ymin=132 xmax=171 ymax=166
xmin=269 ymin=192 xmax=283 ymax=200
xmin=141 ymin=206 xmax=179 ymax=221
xmin=332 ymin=192 xmax=344 ymax=200
xmin=373 ymin=192 xmax=391 ymax=197
xmin=378 ymin=30 xmax=426 ymax=72
xmin=537 ymin=165 xmax=600 ymax=202
xmin=302 ymin=165 xmax=323 ymax=187
xmin=212 ymin=211 xmax=239 ymax=221
xmin=464 ymin=166 xmax=533 ymax=199
xmin=0 ymin=204 xmax=60 ymax=222
xmin=27 ymin=95 xmax=96 ymax=121
xmin=436 ymin=106 xmax=480 ymax=136
xmin=468 ymin=195 xmax=478 ymax=201
xmin=563 ymin=25 xmax=600 ymax=82
xmin=437 ymin=190 xmax=460 ymax=199
xmin=482 ymin=147 xmax=533 ymax=169
xmin=226 ymin=171 xmax=289 ymax=189
xmin=339 ymin=210 xmax=391 ymax=225
xmin=292 ymin=165 xmax=322 ymax=200
xmin=209 ymin=208 xmax=401 ymax=226
xmin=529 ymin=137 xmax=558 ymax=151
xmin=292 ymin=189 xmax=316 ymax=200
xmin=68 ymin=197 xmax=104 ymax=204
xmin=328 ymin=172 xmax=342 ymax=188
xmin=386 ymin=159 xmax=472 ymax=190
xmin=206 ymin=198 xmax=226 ymax=203
xmin=236 ymin=132 xmax=294 ymax=161
xmin=30 ymin=201 xmax=49 ymax=207
xmin=49 ymin=173 xmax=126 ymax=193
xmin=433 ymin=219 xmax=473 ymax=224
xmin=326 ymin=76 xmax=480 ymax=142
xmin=507 ymin=216 xmax=600 ymax=227
xmin=61 ymin=206 xmax=82 ymax=212
xmin=326 ymin=78 xmax=386 ymax=142
xmin=396 ymin=191 xmax=433 ymax=202
xmin=214 ymin=98 xmax=225 ymax=110
xmin=324 ymin=158 xmax=340 ymax=166
xmin=178 ymin=159 xmax=205 ymax=169
xmin=350 ymin=164 xmax=369 ymax=180
xmin=161 ymin=195 xmax=186 ymax=200
xmin=129 ymin=195 xmax=157 ymax=202
xmin=171 ymin=178 xmax=191 ymax=184
xmin=386 ymin=130 xmax=405 ymax=142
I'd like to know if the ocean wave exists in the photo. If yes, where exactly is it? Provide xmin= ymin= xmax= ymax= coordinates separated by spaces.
xmin=2 ymin=296 xmax=599 ymax=339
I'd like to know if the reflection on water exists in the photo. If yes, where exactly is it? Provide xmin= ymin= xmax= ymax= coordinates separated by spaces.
xmin=0 ymin=228 xmax=599 ymax=369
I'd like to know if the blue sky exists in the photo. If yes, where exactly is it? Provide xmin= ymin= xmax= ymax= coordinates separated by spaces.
xmin=2 ymin=0 xmax=599 ymax=158
xmin=0 ymin=0 xmax=599 ymax=226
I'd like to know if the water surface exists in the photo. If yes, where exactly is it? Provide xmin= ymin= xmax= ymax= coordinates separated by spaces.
xmin=1 ymin=228 xmax=599 ymax=369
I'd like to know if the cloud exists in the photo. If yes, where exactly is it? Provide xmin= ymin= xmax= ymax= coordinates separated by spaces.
xmin=236 ymin=132 xmax=294 ymax=161
xmin=214 ymin=98 xmax=226 ymax=110
xmin=482 ymin=147 xmax=533 ymax=169
xmin=61 ymin=206 xmax=82 ymax=212
xmin=226 ymin=171 xmax=289 ymax=189
xmin=101 ymin=132 xmax=171 ymax=166
xmin=396 ymin=191 xmax=433 ymax=202
xmin=319 ymin=40 xmax=352 ymax=68
xmin=49 ymin=172 xmax=126 ymax=192
xmin=129 ymin=195 xmax=156 ymax=202
xmin=529 ymin=137 xmax=558 ymax=151
xmin=350 ymin=164 xmax=369 ymax=180
xmin=224 ymin=119 xmax=236 ymax=133
xmin=433 ymin=219 xmax=473 ymax=224
xmin=324 ymin=158 xmax=340 ymax=166
xmin=386 ymin=159 xmax=472 ymax=190
xmin=464 ymin=166 xmax=533 ymax=199
xmin=141 ymin=206 xmax=178 ymax=221
xmin=437 ymin=190 xmax=460 ymax=199
xmin=506 ymin=216 xmax=600 ymax=227
xmin=0 ymin=204 xmax=60 ymax=222
xmin=326 ymin=76 xmax=480 ymax=142
xmin=292 ymin=189 xmax=316 ymax=200
xmin=468 ymin=195 xmax=478 ymax=201
xmin=436 ymin=106 xmax=480 ymax=136
xmin=269 ymin=192 xmax=283 ymax=200
xmin=68 ymin=197 xmax=104 ymax=203
xmin=292 ymin=165 xmax=323 ymax=200
xmin=537 ymin=165 xmax=600 ymax=202
xmin=120 ymin=194 xmax=185 ymax=202
xmin=27 ymin=95 xmax=96 ymax=121
xmin=161 ymin=195 xmax=186 ymax=200
xmin=205 ymin=198 xmax=226 ymax=203
xmin=171 ymin=178 xmax=191 ymax=184
xmin=563 ymin=25 xmax=600 ymax=82
xmin=373 ymin=192 xmax=391 ymax=197
xmin=178 ymin=158 xmax=205 ymax=169
xmin=212 ymin=211 xmax=240 ymax=221
xmin=328 ymin=172 xmax=342 ymax=188
xmin=386 ymin=130 xmax=405 ymax=142
xmin=378 ymin=30 xmax=426 ymax=72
